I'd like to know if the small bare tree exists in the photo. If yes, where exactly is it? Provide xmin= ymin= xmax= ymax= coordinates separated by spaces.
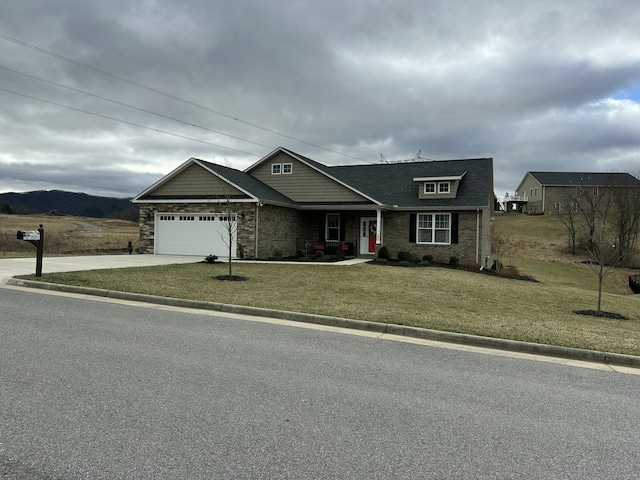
xmin=608 ymin=171 xmax=640 ymax=267
xmin=491 ymin=224 xmax=515 ymax=270
xmin=554 ymin=194 xmax=581 ymax=254
xmin=584 ymin=226 xmax=623 ymax=314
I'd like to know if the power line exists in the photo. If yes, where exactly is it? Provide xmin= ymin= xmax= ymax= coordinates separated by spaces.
xmin=0 ymin=64 xmax=276 ymax=151
xmin=0 ymin=87 xmax=262 ymax=157
xmin=0 ymin=31 xmax=369 ymax=163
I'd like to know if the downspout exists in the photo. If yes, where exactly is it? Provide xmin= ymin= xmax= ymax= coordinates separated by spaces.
xmin=542 ymin=185 xmax=546 ymax=213
xmin=476 ymin=208 xmax=480 ymax=264
xmin=376 ymin=208 xmax=382 ymax=245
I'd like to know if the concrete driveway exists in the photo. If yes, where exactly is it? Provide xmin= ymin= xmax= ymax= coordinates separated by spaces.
xmin=0 ymin=254 xmax=200 ymax=284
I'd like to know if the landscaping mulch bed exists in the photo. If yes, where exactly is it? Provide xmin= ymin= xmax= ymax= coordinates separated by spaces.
xmin=574 ymin=310 xmax=628 ymax=320
xmin=215 ymin=275 xmax=248 ymax=281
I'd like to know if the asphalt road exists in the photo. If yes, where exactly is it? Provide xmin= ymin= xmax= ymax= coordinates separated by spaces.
xmin=1 ymin=288 xmax=639 ymax=479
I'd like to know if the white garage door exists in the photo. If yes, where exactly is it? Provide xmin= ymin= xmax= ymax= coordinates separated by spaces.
xmin=155 ymin=213 xmax=236 ymax=257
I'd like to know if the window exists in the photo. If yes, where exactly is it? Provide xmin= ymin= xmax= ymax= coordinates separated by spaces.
xmin=283 ymin=163 xmax=292 ymax=174
xmin=593 ymin=187 xmax=598 ymax=196
xmin=554 ymin=202 xmax=561 ymax=212
xmin=326 ymin=213 xmax=340 ymax=241
xmin=417 ymin=213 xmax=450 ymax=244
xmin=179 ymin=215 xmax=194 ymax=221
xmin=424 ymin=182 xmax=436 ymax=194
xmin=576 ymin=187 xmax=582 ymax=196
xmin=534 ymin=187 xmax=538 ymax=197
xmin=271 ymin=164 xmax=281 ymax=175
xmin=438 ymin=182 xmax=450 ymax=194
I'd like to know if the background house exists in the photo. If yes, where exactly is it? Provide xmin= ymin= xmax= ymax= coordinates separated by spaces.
xmin=515 ymin=171 xmax=640 ymax=214
xmin=132 ymin=147 xmax=494 ymax=264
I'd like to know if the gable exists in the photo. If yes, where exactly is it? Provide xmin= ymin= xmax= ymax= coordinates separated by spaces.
xmin=139 ymin=162 xmax=246 ymax=199
xmin=249 ymin=151 xmax=370 ymax=204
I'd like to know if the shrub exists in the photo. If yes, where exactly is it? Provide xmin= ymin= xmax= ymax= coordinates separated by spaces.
xmin=315 ymin=250 xmax=325 ymax=258
xmin=374 ymin=258 xmax=388 ymax=265
xmin=399 ymin=260 xmax=411 ymax=267
xmin=377 ymin=245 xmax=391 ymax=260
xmin=295 ymin=249 xmax=305 ymax=258
xmin=204 ymin=254 xmax=218 ymax=264
xmin=272 ymin=249 xmax=283 ymax=259
xmin=397 ymin=251 xmax=412 ymax=262
xmin=422 ymin=254 xmax=433 ymax=263
xmin=335 ymin=247 xmax=345 ymax=260
xmin=419 ymin=260 xmax=430 ymax=266
xmin=449 ymin=256 xmax=460 ymax=266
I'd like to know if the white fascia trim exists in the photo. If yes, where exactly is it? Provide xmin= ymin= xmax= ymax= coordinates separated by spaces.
xmin=131 ymin=157 xmax=197 ymax=202
xmin=244 ymin=147 xmax=384 ymax=206
xmin=134 ymin=198 xmax=259 ymax=204
xmin=413 ymin=172 xmax=466 ymax=182
xmin=284 ymin=152 xmax=384 ymax=206
xmin=194 ymin=159 xmax=259 ymax=201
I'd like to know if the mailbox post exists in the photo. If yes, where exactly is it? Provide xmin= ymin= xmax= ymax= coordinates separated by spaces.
xmin=17 ymin=224 xmax=44 ymax=277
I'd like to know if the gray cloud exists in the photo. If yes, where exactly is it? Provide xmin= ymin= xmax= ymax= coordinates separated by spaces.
xmin=1 ymin=0 xmax=639 ymax=199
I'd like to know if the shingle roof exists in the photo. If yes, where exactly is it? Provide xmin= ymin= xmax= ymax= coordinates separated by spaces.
xmin=279 ymin=147 xmax=493 ymax=208
xmin=528 ymin=172 xmax=639 ymax=187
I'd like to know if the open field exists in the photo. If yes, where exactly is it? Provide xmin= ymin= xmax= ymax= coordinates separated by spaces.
xmin=0 ymin=214 xmax=139 ymax=256
xmin=6 ymin=212 xmax=640 ymax=356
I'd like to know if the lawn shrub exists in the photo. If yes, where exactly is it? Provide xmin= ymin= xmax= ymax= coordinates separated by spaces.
xmin=377 ymin=245 xmax=390 ymax=260
xmin=449 ymin=256 xmax=459 ymax=266
xmin=422 ymin=254 xmax=433 ymax=263
xmin=374 ymin=258 xmax=388 ymax=264
xmin=419 ymin=260 xmax=430 ymax=266
xmin=335 ymin=247 xmax=345 ymax=260
xmin=399 ymin=260 xmax=411 ymax=267
xmin=204 ymin=254 xmax=218 ymax=264
xmin=295 ymin=249 xmax=305 ymax=258
xmin=272 ymin=249 xmax=283 ymax=259
xmin=397 ymin=251 xmax=413 ymax=262
xmin=315 ymin=250 xmax=324 ymax=258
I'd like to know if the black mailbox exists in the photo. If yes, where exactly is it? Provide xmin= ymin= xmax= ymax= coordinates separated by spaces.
xmin=17 ymin=230 xmax=24 ymax=240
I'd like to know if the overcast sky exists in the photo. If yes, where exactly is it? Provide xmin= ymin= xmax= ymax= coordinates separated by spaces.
xmin=1 ymin=0 xmax=639 ymax=199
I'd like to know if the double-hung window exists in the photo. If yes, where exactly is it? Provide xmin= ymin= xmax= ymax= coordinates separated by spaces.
xmin=438 ymin=182 xmax=450 ymax=194
xmin=271 ymin=164 xmax=281 ymax=175
xmin=417 ymin=213 xmax=451 ymax=244
xmin=326 ymin=213 xmax=340 ymax=241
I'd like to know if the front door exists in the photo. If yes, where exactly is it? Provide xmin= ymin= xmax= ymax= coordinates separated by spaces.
xmin=360 ymin=217 xmax=378 ymax=254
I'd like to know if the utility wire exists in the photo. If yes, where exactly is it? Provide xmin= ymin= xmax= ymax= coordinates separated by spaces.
xmin=0 ymin=31 xmax=368 ymax=162
xmin=0 ymin=64 xmax=276 ymax=151
xmin=0 ymin=87 xmax=262 ymax=157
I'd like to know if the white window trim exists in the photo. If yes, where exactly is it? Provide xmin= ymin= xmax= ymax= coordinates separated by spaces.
xmin=424 ymin=182 xmax=436 ymax=194
xmin=416 ymin=213 xmax=451 ymax=245
xmin=325 ymin=213 xmax=340 ymax=241
xmin=283 ymin=163 xmax=293 ymax=174
xmin=438 ymin=182 xmax=450 ymax=194
xmin=271 ymin=164 xmax=281 ymax=175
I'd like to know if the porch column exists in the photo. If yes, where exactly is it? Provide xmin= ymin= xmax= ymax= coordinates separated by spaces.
xmin=376 ymin=209 xmax=382 ymax=245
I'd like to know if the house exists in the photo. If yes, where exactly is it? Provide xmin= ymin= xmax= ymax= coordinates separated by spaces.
xmin=515 ymin=171 xmax=640 ymax=214
xmin=132 ymin=147 xmax=494 ymax=264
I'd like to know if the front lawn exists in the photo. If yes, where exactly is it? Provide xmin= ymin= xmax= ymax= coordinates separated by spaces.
xmin=19 ymin=261 xmax=640 ymax=356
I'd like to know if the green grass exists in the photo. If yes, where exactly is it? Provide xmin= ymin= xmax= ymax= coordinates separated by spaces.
xmin=20 ymin=261 xmax=640 ymax=356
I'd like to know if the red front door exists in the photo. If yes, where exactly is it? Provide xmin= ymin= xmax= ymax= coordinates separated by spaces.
xmin=368 ymin=220 xmax=377 ymax=253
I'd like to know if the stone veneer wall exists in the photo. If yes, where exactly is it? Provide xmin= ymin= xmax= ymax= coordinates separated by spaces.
xmin=255 ymin=205 xmax=304 ymax=258
xmin=379 ymin=210 xmax=486 ymax=264
xmin=138 ymin=203 xmax=257 ymax=256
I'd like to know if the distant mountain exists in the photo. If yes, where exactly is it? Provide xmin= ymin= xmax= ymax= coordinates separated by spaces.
xmin=0 ymin=190 xmax=138 ymax=219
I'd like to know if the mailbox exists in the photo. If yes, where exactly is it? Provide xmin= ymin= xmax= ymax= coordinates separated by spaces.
xmin=17 ymin=230 xmax=41 ymax=241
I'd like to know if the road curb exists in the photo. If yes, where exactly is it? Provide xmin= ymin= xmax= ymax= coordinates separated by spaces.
xmin=8 ymin=278 xmax=640 ymax=369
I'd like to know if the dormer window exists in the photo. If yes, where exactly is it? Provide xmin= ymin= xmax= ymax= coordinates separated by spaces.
xmin=438 ymin=182 xmax=450 ymax=193
xmin=424 ymin=182 xmax=436 ymax=194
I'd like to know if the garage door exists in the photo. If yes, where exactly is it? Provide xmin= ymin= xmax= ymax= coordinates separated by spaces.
xmin=155 ymin=213 xmax=236 ymax=257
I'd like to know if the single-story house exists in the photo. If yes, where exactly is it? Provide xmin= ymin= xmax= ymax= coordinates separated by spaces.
xmin=132 ymin=147 xmax=494 ymax=264
xmin=515 ymin=171 xmax=640 ymax=214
